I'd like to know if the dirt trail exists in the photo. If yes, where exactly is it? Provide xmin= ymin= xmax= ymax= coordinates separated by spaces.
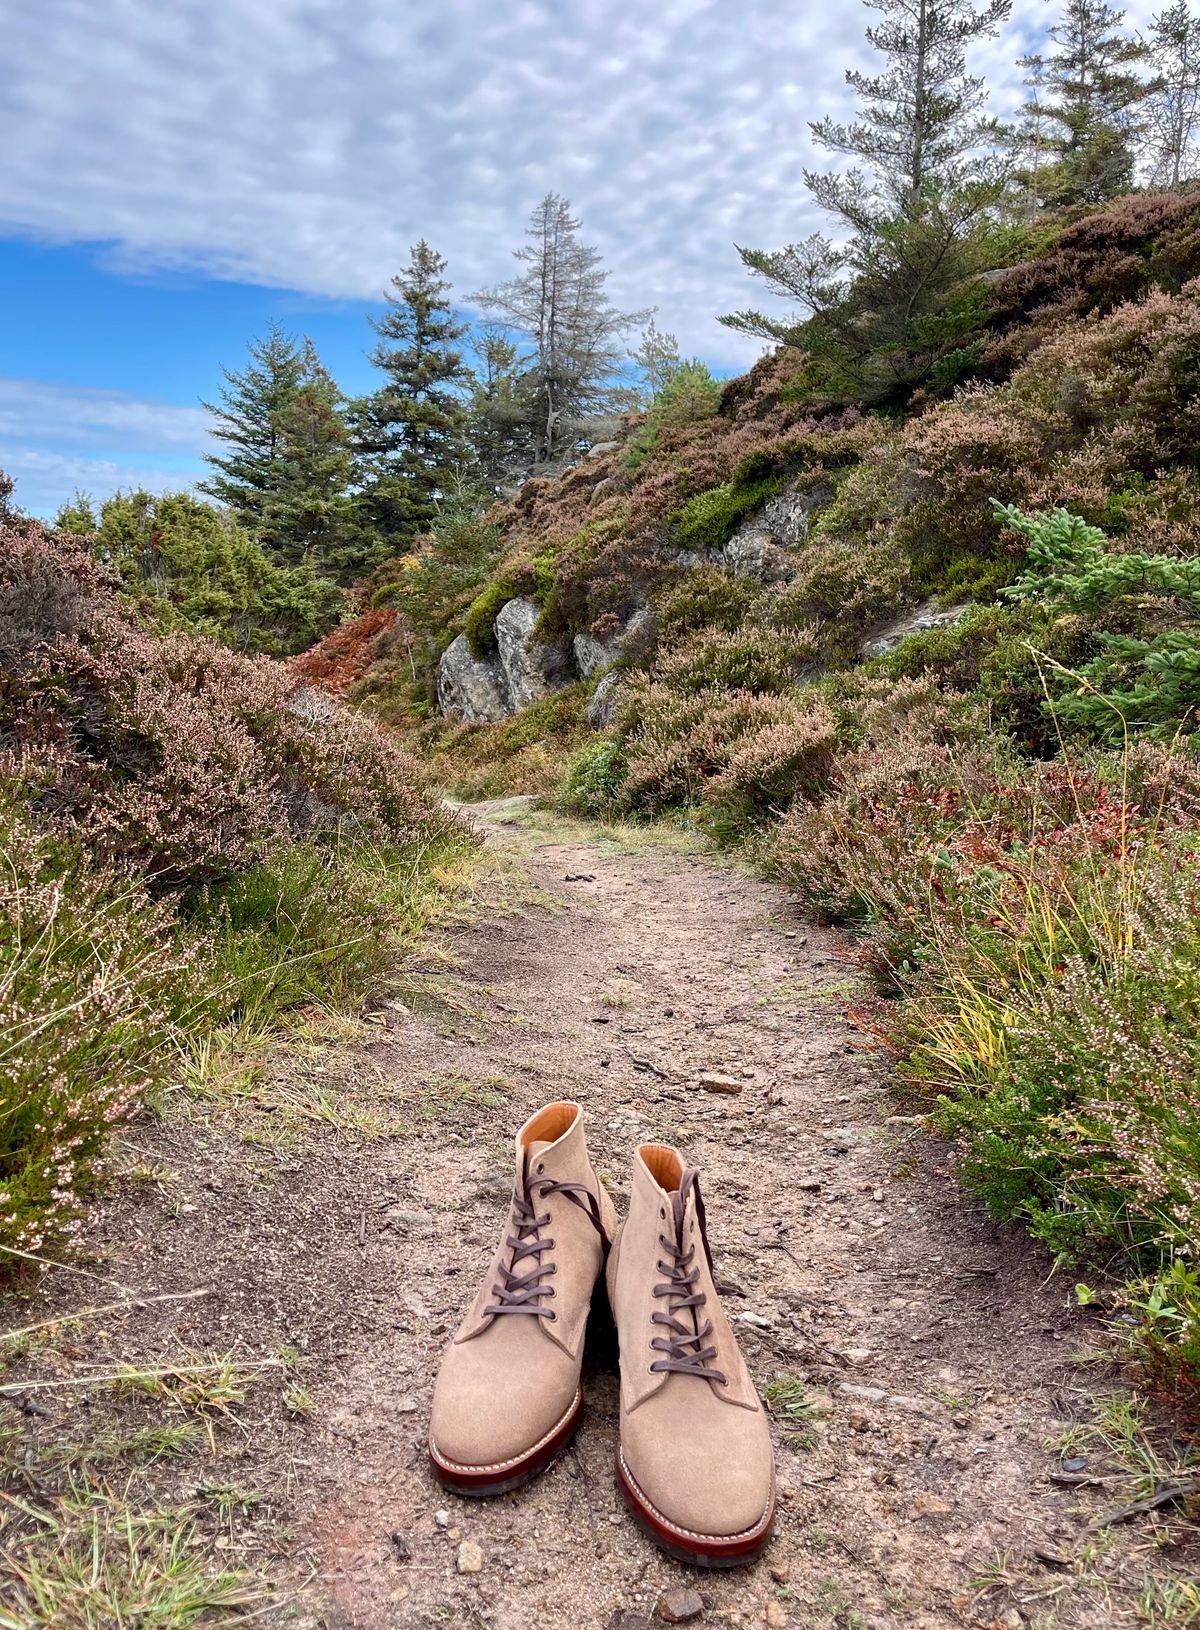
xmin=288 ymin=804 xmax=1183 ymax=1629
xmin=6 ymin=802 xmax=1193 ymax=1629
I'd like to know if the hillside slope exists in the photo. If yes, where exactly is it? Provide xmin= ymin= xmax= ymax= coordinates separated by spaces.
xmin=301 ymin=191 xmax=1200 ymax=1415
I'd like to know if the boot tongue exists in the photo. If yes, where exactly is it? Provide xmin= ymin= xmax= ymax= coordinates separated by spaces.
xmin=521 ymin=1138 xmax=554 ymax=1188
xmin=671 ymin=1167 xmax=699 ymax=1239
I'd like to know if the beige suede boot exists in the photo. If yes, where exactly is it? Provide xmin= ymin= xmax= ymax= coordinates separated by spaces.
xmin=429 ymin=1101 xmax=615 ymax=1496
xmin=608 ymin=1144 xmax=775 ymax=1565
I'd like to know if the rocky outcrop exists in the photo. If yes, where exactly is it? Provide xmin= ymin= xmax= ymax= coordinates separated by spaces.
xmin=437 ymin=636 xmax=513 ymax=723
xmin=573 ymin=630 xmax=622 ymax=679
xmin=495 ymin=596 xmax=570 ymax=710
xmin=438 ymin=598 xmax=576 ymax=721
xmin=675 ymin=480 xmax=833 ymax=585
xmin=859 ymin=598 xmax=972 ymax=660
xmin=572 ymin=604 xmax=657 ymax=683
xmin=723 ymin=481 xmax=830 ymax=584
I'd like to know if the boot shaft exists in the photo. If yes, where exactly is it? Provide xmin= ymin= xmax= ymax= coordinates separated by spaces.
xmin=458 ymin=1101 xmax=614 ymax=1359
xmin=609 ymin=1144 xmax=759 ymax=1411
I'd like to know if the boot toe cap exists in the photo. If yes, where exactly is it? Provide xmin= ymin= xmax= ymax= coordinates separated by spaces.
xmin=622 ymin=1400 xmax=774 ymax=1540
xmin=429 ymin=1341 xmax=578 ymax=1472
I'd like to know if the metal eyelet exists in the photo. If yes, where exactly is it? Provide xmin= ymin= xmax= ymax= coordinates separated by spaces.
xmin=536 ymin=1161 xmax=545 ymax=1174
xmin=547 ymin=1310 xmax=557 ymax=1321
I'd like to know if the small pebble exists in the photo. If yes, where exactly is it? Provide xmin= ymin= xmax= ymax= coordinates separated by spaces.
xmin=457 ymin=1540 xmax=484 ymax=1575
xmin=659 ymin=1588 xmax=704 ymax=1622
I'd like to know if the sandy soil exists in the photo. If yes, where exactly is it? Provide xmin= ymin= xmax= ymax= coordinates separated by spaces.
xmin=3 ymin=801 xmax=1196 ymax=1629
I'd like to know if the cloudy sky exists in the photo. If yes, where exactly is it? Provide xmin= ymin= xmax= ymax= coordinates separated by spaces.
xmin=0 ymin=0 xmax=1157 ymax=515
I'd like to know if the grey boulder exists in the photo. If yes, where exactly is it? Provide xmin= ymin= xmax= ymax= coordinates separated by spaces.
xmin=495 ymin=596 xmax=570 ymax=710
xmin=584 ymin=670 xmax=622 ymax=728
xmin=859 ymin=598 xmax=972 ymax=660
xmin=436 ymin=635 xmax=513 ymax=723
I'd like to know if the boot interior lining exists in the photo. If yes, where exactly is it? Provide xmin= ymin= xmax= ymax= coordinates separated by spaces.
xmin=641 ymin=1144 xmax=684 ymax=1191
xmin=519 ymin=1101 xmax=578 ymax=1146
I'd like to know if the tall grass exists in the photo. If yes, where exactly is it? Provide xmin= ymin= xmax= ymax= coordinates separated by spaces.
xmin=0 ymin=789 xmax=474 ymax=1261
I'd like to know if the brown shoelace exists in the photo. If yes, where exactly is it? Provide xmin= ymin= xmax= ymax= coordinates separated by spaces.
xmin=650 ymin=1167 xmax=729 ymax=1383
xmin=484 ymin=1162 xmax=609 ymax=1320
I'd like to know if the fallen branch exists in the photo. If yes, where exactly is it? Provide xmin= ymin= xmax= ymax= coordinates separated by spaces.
xmin=1087 ymin=1479 xmax=1198 ymax=1531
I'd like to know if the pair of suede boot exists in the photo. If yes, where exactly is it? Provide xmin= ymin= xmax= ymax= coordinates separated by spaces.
xmin=428 ymin=1101 xmax=775 ymax=1568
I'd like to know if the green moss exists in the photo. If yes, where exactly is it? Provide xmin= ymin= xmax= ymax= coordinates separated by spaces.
xmin=464 ymin=575 xmax=515 ymax=658
xmin=673 ymin=474 xmax=783 ymax=553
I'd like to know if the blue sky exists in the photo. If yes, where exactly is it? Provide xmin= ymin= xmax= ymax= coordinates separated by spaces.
xmin=0 ymin=0 xmax=1156 ymax=517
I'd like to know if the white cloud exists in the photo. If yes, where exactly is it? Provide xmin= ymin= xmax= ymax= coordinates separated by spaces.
xmin=0 ymin=379 xmax=211 ymax=454
xmin=1 ymin=0 xmax=1162 ymax=370
xmin=0 ymin=444 xmax=203 ymax=517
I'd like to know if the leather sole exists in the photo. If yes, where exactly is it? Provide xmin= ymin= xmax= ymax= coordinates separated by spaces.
xmin=616 ymin=1448 xmax=775 ymax=1567
xmin=428 ymin=1387 xmax=582 ymax=1497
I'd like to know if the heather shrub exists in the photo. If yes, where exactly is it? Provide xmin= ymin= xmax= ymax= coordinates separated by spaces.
xmin=653 ymin=568 xmax=759 ymax=642
xmin=0 ymin=787 xmax=201 ymax=1253
xmin=703 ymin=694 xmax=837 ymax=831
xmin=2 ymin=529 xmax=442 ymax=888
xmin=0 ymin=520 xmax=476 ymax=1261
xmin=767 ymin=534 xmax=912 ymax=654
xmin=983 ymin=192 xmax=1200 ymax=377
xmin=772 ymin=736 xmax=1200 ymax=1409
xmin=874 ymin=602 xmax=1033 ymax=688
xmin=619 ymin=679 xmax=835 ymax=823
xmin=650 ymin=626 xmax=817 ymax=697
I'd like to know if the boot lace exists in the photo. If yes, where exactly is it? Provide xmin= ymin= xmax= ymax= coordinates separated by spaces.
xmin=649 ymin=1168 xmax=729 ymax=1383
xmin=484 ymin=1166 xmax=609 ymax=1320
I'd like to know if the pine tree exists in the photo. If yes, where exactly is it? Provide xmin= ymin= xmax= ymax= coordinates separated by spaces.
xmin=261 ymin=347 xmax=376 ymax=583
xmin=631 ymin=319 xmax=682 ymax=403
xmin=354 ymin=240 xmax=470 ymax=548
xmin=1005 ymin=52 xmax=1057 ymax=216
xmin=1144 ymin=0 xmax=1200 ymax=187
xmin=721 ymin=0 xmax=1011 ymax=398
xmin=475 ymin=195 xmax=646 ymax=463
xmin=466 ymin=325 xmax=534 ymax=486
xmin=200 ymin=324 xmax=307 ymax=538
xmin=1015 ymin=0 xmax=1148 ymax=206
xmin=808 ymin=0 xmax=1012 ymax=215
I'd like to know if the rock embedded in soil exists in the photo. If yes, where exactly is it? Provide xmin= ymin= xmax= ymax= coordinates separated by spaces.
xmin=697 ymin=1071 xmax=744 ymax=1094
xmin=658 ymin=1589 xmax=705 ymax=1622
xmin=457 ymin=1540 xmax=484 ymax=1574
